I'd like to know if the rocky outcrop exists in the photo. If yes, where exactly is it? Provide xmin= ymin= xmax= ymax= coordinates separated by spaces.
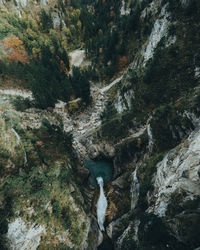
xmin=69 ymin=50 xmax=85 ymax=68
xmin=141 ymin=3 xmax=170 ymax=65
xmin=107 ymin=124 xmax=200 ymax=249
xmin=148 ymin=126 xmax=200 ymax=217
xmin=7 ymin=218 xmax=45 ymax=250
xmin=87 ymin=141 xmax=115 ymax=159
xmin=1 ymin=0 xmax=200 ymax=249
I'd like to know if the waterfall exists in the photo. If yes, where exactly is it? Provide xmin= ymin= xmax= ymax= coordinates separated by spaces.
xmin=96 ymin=177 xmax=108 ymax=231
xmin=23 ymin=150 xmax=27 ymax=167
xmin=147 ymin=124 xmax=154 ymax=153
xmin=130 ymin=166 xmax=139 ymax=210
xmin=11 ymin=128 xmax=21 ymax=145
xmin=11 ymin=128 xmax=27 ymax=167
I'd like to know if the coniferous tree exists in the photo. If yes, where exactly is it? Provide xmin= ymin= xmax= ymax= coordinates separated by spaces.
xmin=40 ymin=9 xmax=53 ymax=32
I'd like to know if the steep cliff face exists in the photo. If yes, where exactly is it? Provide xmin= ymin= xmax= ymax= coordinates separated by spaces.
xmin=0 ymin=0 xmax=200 ymax=249
xmin=83 ymin=0 xmax=200 ymax=249
xmin=0 ymin=94 xmax=96 ymax=249
xmin=106 ymin=123 xmax=200 ymax=250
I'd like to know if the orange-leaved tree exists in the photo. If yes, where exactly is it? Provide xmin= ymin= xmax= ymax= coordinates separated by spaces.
xmin=3 ymin=35 xmax=28 ymax=63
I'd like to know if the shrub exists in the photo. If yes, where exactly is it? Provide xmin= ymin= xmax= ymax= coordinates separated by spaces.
xmin=51 ymin=199 xmax=61 ymax=218
xmin=59 ymin=168 xmax=73 ymax=187
xmin=62 ymin=207 xmax=72 ymax=229
xmin=12 ymin=96 xmax=31 ymax=112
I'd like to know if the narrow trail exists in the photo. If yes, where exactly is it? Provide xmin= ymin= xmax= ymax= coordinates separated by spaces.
xmin=101 ymin=75 xmax=123 ymax=93
xmin=0 ymin=89 xmax=32 ymax=99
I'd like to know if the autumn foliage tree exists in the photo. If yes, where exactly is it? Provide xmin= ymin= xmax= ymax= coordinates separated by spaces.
xmin=3 ymin=35 xmax=28 ymax=63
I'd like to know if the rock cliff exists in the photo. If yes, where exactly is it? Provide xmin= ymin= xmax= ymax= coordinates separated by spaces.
xmin=0 ymin=0 xmax=200 ymax=249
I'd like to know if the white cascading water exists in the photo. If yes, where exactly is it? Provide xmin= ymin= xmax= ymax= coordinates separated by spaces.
xmin=96 ymin=177 xmax=108 ymax=231
xmin=147 ymin=124 xmax=154 ymax=153
xmin=130 ymin=166 xmax=139 ymax=210
xmin=11 ymin=128 xmax=21 ymax=145
xmin=12 ymin=128 xmax=27 ymax=167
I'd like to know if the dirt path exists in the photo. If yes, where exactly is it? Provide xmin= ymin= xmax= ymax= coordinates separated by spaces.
xmin=0 ymin=89 xmax=32 ymax=99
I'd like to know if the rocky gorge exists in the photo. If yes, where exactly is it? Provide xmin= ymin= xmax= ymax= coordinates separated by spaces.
xmin=0 ymin=0 xmax=200 ymax=249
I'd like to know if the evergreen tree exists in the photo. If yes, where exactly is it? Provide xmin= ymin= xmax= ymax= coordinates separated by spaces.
xmin=70 ymin=66 xmax=91 ymax=104
xmin=40 ymin=9 xmax=53 ymax=32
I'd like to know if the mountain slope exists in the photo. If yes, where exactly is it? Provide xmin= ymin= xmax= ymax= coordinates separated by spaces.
xmin=0 ymin=0 xmax=200 ymax=249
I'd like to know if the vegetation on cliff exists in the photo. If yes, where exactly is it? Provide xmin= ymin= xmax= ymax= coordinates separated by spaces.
xmin=0 ymin=0 xmax=200 ymax=249
xmin=0 ymin=102 xmax=89 ymax=249
xmin=0 ymin=2 xmax=91 ymax=108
